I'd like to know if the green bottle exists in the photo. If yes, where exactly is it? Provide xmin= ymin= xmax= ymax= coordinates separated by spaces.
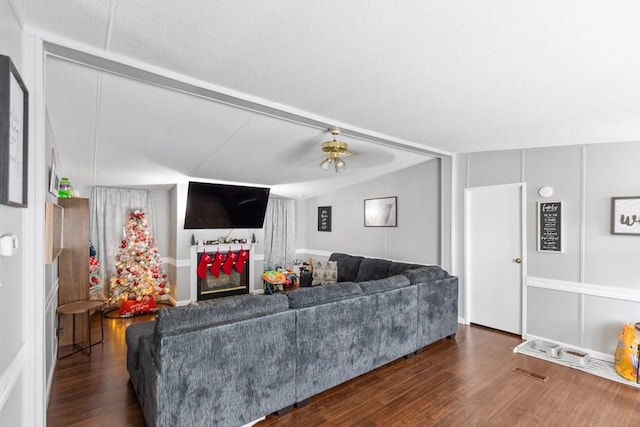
xmin=58 ymin=178 xmax=71 ymax=198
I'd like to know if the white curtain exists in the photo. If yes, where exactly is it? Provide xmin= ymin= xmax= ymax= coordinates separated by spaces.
xmin=263 ymin=197 xmax=295 ymax=270
xmin=90 ymin=187 xmax=156 ymax=301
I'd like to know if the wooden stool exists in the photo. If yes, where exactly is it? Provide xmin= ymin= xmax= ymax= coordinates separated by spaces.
xmin=56 ymin=300 xmax=105 ymax=359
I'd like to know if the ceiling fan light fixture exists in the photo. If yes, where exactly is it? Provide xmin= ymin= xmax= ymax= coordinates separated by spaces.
xmin=319 ymin=126 xmax=352 ymax=173
xmin=319 ymin=157 xmax=332 ymax=171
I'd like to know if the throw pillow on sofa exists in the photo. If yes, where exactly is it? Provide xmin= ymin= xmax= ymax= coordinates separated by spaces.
xmin=312 ymin=260 xmax=338 ymax=285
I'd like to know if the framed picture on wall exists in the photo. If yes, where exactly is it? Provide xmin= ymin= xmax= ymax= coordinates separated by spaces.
xmin=317 ymin=206 xmax=331 ymax=232
xmin=364 ymin=196 xmax=397 ymax=227
xmin=537 ymin=201 xmax=563 ymax=252
xmin=611 ymin=196 xmax=640 ymax=235
xmin=49 ymin=149 xmax=60 ymax=196
xmin=0 ymin=54 xmax=29 ymax=208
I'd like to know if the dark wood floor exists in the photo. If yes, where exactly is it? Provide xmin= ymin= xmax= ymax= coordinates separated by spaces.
xmin=47 ymin=313 xmax=640 ymax=426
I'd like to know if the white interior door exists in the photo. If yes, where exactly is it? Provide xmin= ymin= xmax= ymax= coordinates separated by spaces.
xmin=465 ymin=183 xmax=525 ymax=335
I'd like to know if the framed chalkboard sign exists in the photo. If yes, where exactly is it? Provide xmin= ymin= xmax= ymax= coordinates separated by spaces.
xmin=318 ymin=206 xmax=331 ymax=232
xmin=537 ymin=201 xmax=563 ymax=252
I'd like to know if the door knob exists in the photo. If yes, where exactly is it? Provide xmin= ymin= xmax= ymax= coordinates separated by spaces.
xmin=514 ymin=257 xmax=522 ymax=264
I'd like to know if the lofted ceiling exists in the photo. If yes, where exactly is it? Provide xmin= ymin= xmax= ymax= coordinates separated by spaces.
xmin=14 ymin=1 xmax=640 ymax=197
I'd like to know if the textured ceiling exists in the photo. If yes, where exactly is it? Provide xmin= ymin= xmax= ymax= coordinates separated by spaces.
xmin=17 ymin=1 xmax=640 ymax=196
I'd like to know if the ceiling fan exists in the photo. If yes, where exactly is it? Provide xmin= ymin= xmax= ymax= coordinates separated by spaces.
xmin=319 ymin=126 xmax=353 ymax=173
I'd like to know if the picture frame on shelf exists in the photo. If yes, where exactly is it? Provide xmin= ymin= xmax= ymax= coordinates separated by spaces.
xmin=364 ymin=196 xmax=397 ymax=227
xmin=611 ymin=196 xmax=640 ymax=235
xmin=0 ymin=54 xmax=29 ymax=208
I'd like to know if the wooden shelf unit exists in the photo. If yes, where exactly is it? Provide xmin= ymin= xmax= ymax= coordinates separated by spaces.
xmin=57 ymin=197 xmax=90 ymax=346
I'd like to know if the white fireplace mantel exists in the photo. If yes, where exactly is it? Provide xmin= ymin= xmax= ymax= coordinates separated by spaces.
xmin=189 ymin=244 xmax=256 ymax=301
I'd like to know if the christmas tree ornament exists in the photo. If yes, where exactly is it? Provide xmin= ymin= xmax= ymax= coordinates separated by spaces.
xmin=235 ymin=248 xmax=249 ymax=273
xmin=209 ymin=251 xmax=225 ymax=277
xmin=222 ymin=250 xmax=238 ymax=275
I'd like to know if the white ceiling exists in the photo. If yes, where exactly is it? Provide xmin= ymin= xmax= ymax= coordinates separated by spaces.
xmin=16 ymin=1 xmax=640 ymax=197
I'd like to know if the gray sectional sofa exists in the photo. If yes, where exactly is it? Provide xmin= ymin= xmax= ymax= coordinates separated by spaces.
xmin=126 ymin=253 xmax=458 ymax=427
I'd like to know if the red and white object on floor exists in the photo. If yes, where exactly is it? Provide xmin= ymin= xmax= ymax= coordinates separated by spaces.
xmin=119 ymin=295 xmax=158 ymax=317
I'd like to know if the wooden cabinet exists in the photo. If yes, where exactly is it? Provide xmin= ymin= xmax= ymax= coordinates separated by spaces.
xmin=58 ymin=197 xmax=90 ymax=346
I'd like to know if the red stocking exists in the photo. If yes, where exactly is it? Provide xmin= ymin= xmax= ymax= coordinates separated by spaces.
xmin=209 ymin=251 xmax=225 ymax=277
xmin=197 ymin=253 xmax=211 ymax=279
xmin=222 ymin=250 xmax=238 ymax=275
xmin=235 ymin=249 xmax=249 ymax=273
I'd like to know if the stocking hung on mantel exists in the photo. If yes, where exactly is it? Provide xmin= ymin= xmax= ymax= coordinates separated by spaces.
xmin=108 ymin=209 xmax=171 ymax=317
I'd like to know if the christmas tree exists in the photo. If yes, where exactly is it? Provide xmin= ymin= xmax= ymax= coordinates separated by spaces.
xmin=108 ymin=210 xmax=170 ymax=314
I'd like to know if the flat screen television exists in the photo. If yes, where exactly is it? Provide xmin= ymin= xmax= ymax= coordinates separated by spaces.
xmin=184 ymin=181 xmax=270 ymax=229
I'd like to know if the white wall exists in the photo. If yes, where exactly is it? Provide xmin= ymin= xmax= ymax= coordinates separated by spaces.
xmin=171 ymin=182 xmax=266 ymax=303
xmin=0 ymin=1 xmax=26 ymax=424
xmin=456 ymin=141 xmax=640 ymax=358
xmin=299 ymin=159 xmax=442 ymax=265
xmin=43 ymin=111 xmax=58 ymax=402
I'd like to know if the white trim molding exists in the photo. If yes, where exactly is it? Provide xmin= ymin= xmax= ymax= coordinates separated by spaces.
xmin=0 ymin=344 xmax=26 ymax=412
xmin=295 ymin=248 xmax=333 ymax=258
xmin=527 ymin=276 xmax=640 ymax=303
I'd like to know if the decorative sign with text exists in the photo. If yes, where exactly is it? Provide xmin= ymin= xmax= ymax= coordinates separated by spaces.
xmin=318 ymin=206 xmax=332 ymax=232
xmin=611 ymin=197 xmax=640 ymax=235
xmin=538 ymin=201 xmax=563 ymax=252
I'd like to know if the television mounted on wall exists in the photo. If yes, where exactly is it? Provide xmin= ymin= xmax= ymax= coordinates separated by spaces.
xmin=184 ymin=181 xmax=270 ymax=229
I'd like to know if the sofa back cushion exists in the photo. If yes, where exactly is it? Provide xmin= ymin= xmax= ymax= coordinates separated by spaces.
xmin=388 ymin=262 xmax=425 ymax=277
xmin=358 ymin=275 xmax=411 ymax=295
xmin=355 ymin=257 xmax=392 ymax=282
xmin=287 ymin=281 xmax=362 ymax=308
xmin=154 ymin=293 xmax=289 ymax=338
xmin=329 ymin=253 xmax=364 ymax=282
xmin=402 ymin=266 xmax=445 ymax=284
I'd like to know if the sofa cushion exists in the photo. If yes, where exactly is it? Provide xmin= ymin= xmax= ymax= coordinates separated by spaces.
xmin=312 ymin=260 xmax=338 ymax=285
xmin=358 ymin=275 xmax=411 ymax=295
xmin=287 ymin=281 xmax=362 ymax=308
xmin=154 ymin=293 xmax=289 ymax=337
xmin=355 ymin=257 xmax=393 ymax=282
xmin=402 ymin=266 xmax=445 ymax=284
xmin=388 ymin=262 xmax=425 ymax=277
xmin=329 ymin=253 xmax=364 ymax=282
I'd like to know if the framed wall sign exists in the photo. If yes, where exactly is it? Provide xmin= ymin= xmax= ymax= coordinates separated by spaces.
xmin=364 ymin=196 xmax=397 ymax=227
xmin=611 ymin=197 xmax=640 ymax=235
xmin=537 ymin=201 xmax=563 ymax=252
xmin=0 ymin=54 xmax=29 ymax=208
xmin=317 ymin=206 xmax=331 ymax=232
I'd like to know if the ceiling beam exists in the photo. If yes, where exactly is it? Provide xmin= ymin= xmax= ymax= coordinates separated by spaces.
xmin=43 ymin=41 xmax=452 ymax=159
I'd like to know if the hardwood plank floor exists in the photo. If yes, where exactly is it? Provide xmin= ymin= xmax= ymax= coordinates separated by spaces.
xmin=47 ymin=314 xmax=640 ymax=426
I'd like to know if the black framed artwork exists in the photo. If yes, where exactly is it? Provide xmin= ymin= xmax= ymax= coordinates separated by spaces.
xmin=318 ymin=206 xmax=332 ymax=231
xmin=0 ymin=54 xmax=29 ymax=208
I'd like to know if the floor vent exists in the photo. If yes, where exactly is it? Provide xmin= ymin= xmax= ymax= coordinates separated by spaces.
xmin=512 ymin=367 xmax=549 ymax=382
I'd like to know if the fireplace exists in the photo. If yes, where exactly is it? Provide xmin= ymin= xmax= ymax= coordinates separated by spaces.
xmin=191 ymin=245 xmax=254 ymax=301
xmin=197 ymin=251 xmax=249 ymax=300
